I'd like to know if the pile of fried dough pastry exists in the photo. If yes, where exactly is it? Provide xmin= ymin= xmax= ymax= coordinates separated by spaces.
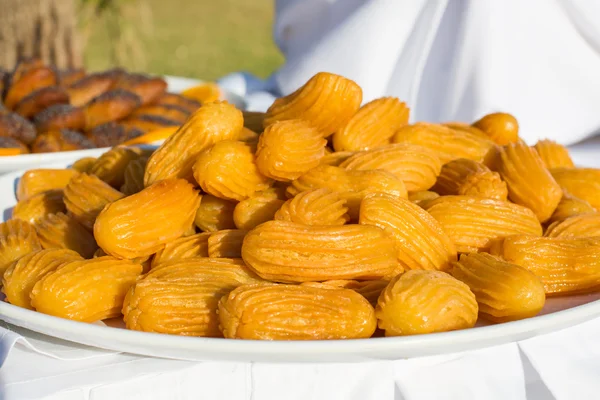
xmin=1 ymin=71 xmax=600 ymax=341
xmin=0 ymin=58 xmax=201 ymax=154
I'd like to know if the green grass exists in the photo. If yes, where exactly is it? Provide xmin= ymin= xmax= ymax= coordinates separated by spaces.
xmin=83 ymin=0 xmax=284 ymax=81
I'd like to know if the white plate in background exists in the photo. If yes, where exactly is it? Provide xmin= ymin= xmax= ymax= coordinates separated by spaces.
xmin=0 ymin=76 xmax=247 ymax=175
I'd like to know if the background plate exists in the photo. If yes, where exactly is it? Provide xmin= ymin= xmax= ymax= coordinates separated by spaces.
xmin=1 ymin=155 xmax=600 ymax=362
xmin=0 ymin=76 xmax=247 ymax=175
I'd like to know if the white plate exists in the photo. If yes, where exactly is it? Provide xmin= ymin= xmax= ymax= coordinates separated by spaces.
xmin=0 ymin=76 xmax=247 ymax=175
xmin=1 ymin=157 xmax=600 ymax=362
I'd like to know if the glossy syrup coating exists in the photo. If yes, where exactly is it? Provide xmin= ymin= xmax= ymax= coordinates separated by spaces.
xmin=124 ymin=258 xmax=262 ymax=336
xmin=424 ymin=196 xmax=543 ymax=253
xmin=376 ymin=270 xmax=478 ymax=336
xmin=219 ymin=283 xmax=376 ymax=340
xmin=499 ymin=236 xmax=600 ymax=296
xmin=332 ymin=97 xmax=409 ymax=151
xmin=359 ymin=193 xmax=457 ymax=271
xmin=451 ymin=253 xmax=545 ymax=322
xmin=241 ymin=220 xmax=401 ymax=282
xmin=340 ymin=143 xmax=442 ymax=192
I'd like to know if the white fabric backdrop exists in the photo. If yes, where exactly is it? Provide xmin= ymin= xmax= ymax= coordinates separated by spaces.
xmin=220 ymin=0 xmax=600 ymax=145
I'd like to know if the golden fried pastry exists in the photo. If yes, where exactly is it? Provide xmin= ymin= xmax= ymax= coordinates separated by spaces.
xmin=319 ymin=150 xmax=356 ymax=166
xmin=304 ymin=279 xmax=389 ymax=306
xmin=451 ymin=253 xmax=545 ymax=322
xmin=85 ymin=122 xmax=143 ymax=147
xmin=33 ymin=104 xmax=86 ymax=134
xmin=550 ymin=167 xmax=600 ymax=210
xmin=9 ymin=58 xmax=44 ymax=84
xmin=241 ymin=220 xmax=400 ymax=282
xmin=13 ymin=86 xmax=69 ymax=119
xmin=113 ymin=73 xmax=167 ymax=105
xmin=130 ymin=104 xmax=189 ymax=124
xmin=83 ymin=89 xmax=142 ymax=131
xmin=432 ymin=158 xmax=508 ymax=200
xmin=375 ymin=270 xmax=478 ymax=336
xmin=360 ymin=193 xmax=457 ymax=271
xmin=94 ymin=179 xmax=200 ymax=259
xmin=424 ymin=196 xmax=543 ymax=253
xmin=145 ymin=101 xmax=243 ymax=185
xmin=544 ymin=213 xmax=600 ymax=238
xmin=534 ymin=139 xmax=574 ymax=169
xmin=492 ymin=142 xmax=562 ymax=222
xmin=31 ymin=256 xmax=142 ymax=322
xmin=155 ymin=92 xmax=201 ymax=114
xmin=12 ymin=190 xmax=66 ymax=224
xmin=499 ymin=235 xmax=600 ymax=295
xmin=264 ymin=72 xmax=362 ymax=136
xmin=233 ymin=188 xmax=287 ymax=230
xmin=0 ymin=137 xmax=29 ymax=155
xmin=274 ymin=188 xmax=349 ymax=226
xmin=124 ymin=258 xmax=262 ymax=336
xmin=287 ymin=164 xmax=408 ymax=220
xmin=472 ymin=112 xmax=519 ymax=145
xmin=5 ymin=66 xmax=57 ymax=110
xmin=71 ymin=157 xmax=97 ymax=173
xmin=193 ymin=140 xmax=273 ymax=201
xmin=58 ymin=68 xmax=86 ymax=87
xmin=332 ymin=97 xmax=409 ymax=151
xmin=208 ymin=229 xmax=247 ymax=258
xmin=407 ymin=190 xmax=440 ymax=207
xmin=118 ymin=114 xmax=181 ymax=133
xmin=0 ymin=219 xmax=42 ymax=276
xmin=548 ymin=190 xmax=596 ymax=224
xmin=67 ymin=70 xmax=123 ymax=107
xmin=120 ymin=157 xmax=147 ymax=196
xmin=16 ymin=168 xmax=79 ymax=201
xmin=392 ymin=122 xmax=497 ymax=164
xmin=2 ymin=248 xmax=82 ymax=309
xmin=150 ymin=232 xmax=211 ymax=267
xmin=63 ymin=173 xmax=125 ymax=230
xmin=0 ymin=112 xmax=37 ymax=144
xmin=256 ymin=119 xmax=327 ymax=181
xmin=34 ymin=212 xmax=98 ymax=258
xmin=31 ymin=130 xmax=95 ymax=153
xmin=339 ymin=144 xmax=442 ymax=192
xmin=194 ymin=194 xmax=237 ymax=232
xmin=219 ymin=283 xmax=376 ymax=340
xmin=443 ymin=122 xmax=488 ymax=138
xmin=89 ymin=146 xmax=141 ymax=188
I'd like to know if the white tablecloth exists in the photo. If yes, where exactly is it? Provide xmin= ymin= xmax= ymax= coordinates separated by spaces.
xmin=4 ymin=316 xmax=600 ymax=400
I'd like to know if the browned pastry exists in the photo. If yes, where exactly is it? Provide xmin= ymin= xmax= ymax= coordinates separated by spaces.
xmin=119 ymin=114 xmax=180 ymax=133
xmin=154 ymin=93 xmax=200 ymax=114
xmin=129 ymin=104 xmax=189 ymax=124
xmin=0 ymin=112 xmax=37 ymax=144
xmin=9 ymin=58 xmax=44 ymax=84
xmin=13 ymin=86 xmax=70 ymax=118
xmin=86 ymin=122 xmax=144 ymax=147
xmin=67 ymin=70 xmax=124 ymax=107
xmin=4 ymin=66 xmax=57 ymax=110
xmin=58 ymin=68 xmax=87 ymax=88
xmin=31 ymin=130 xmax=95 ymax=153
xmin=33 ymin=104 xmax=86 ymax=134
xmin=0 ymin=137 xmax=29 ymax=154
xmin=0 ymin=68 xmax=7 ymax=100
xmin=83 ymin=89 xmax=142 ymax=131
xmin=113 ymin=73 xmax=167 ymax=105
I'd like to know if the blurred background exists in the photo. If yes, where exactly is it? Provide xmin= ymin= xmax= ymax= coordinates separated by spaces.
xmin=0 ymin=0 xmax=284 ymax=80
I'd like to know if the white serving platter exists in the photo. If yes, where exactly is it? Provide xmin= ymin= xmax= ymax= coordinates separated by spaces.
xmin=1 ymin=156 xmax=600 ymax=362
xmin=0 ymin=76 xmax=247 ymax=175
